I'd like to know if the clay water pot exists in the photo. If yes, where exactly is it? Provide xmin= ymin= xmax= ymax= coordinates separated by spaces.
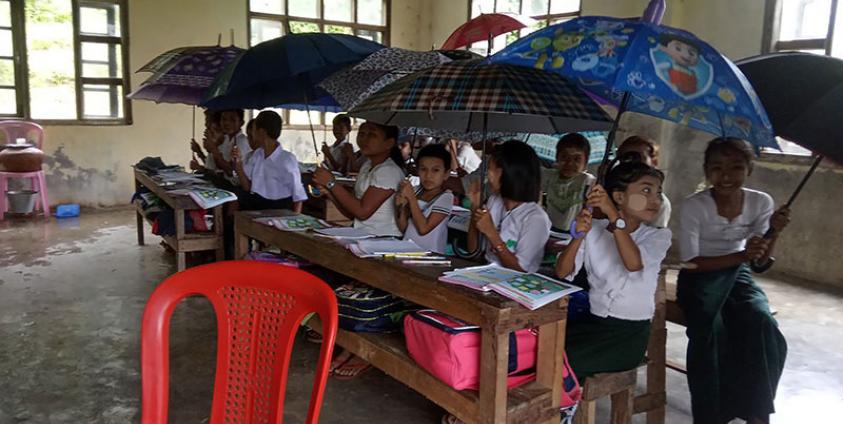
xmin=0 ymin=143 xmax=44 ymax=172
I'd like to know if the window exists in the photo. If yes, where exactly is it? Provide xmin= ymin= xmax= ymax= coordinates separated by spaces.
xmin=1 ymin=0 xmax=130 ymax=124
xmin=762 ymin=0 xmax=836 ymax=154
xmin=248 ymin=0 xmax=390 ymax=127
xmin=468 ymin=0 xmax=581 ymax=56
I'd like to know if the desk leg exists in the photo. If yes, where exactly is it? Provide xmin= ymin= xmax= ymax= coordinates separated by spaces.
xmin=175 ymin=209 xmax=186 ymax=271
xmin=234 ymin=218 xmax=249 ymax=260
xmin=536 ymin=316 xmax=567 ymax=424
xmin=214 ymin=206 xmax=224 ymax=261
xmin=135 ymin=178 xmax=144 ymax=246
xmin=478 ymin=328 xmax=509 ymax=424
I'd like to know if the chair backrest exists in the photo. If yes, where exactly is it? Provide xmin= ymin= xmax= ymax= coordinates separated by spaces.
xmin=0 ymin=120 xmax=45 ymax=149
xmin=141 ymin=261 xmax=339 ymax=424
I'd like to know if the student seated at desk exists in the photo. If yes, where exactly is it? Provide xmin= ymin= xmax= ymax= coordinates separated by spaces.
xmin=192 ymin=109 xmax=251 ymax=188
xmin=395 ymin=144 xmax=454 ymax=254
xmin=677 ymin=137 xmax=789 ymax=424
xmin=542 ymin=133 xmax=596 ymax=233
xmin=312 ymin=121 xmax=406 ymax=379
xmin=468 ymin=140 xmax=551 ymax=273
xmin=189 ymin=109 xmax=220 ymax=171
xmin=555 ymin=162 xmax=671 ymax=382
xmin=616 ymin=135 xmax=672 ymax=228
xmin=321 ymin=113 xmax=353 ymax=174
xmin=232 ymin=110 xmax=306 ymax=213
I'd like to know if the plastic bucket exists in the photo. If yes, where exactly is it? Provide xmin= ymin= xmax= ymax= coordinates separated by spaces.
xmin=6 ymin=190 xmax=37 ymax=214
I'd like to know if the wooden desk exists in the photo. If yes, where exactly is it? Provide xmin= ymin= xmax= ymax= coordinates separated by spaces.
xmin=134 ymin=169 xmax=223 ymax=271
xmin=235 ymin=210 xmax=570 ymax=424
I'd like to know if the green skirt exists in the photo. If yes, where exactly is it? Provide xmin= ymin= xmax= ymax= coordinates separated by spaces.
xmin=565 ymin=313 xmax=651 ymax=381
xmin=678 ymin=264 xmax=787 ymax=423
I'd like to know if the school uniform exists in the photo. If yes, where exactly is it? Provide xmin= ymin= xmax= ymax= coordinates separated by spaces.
xmin=562 ymin=220 xmax=671 ymax=379
xmin=402 ymin=188 xmax=454 ymax=254
xmin=651 ymin=193 xmax=672 ymax=228
xmin=456 ymin=142 xmax=481 ymax=174
xmin=324 ymin=137 xmax=350 ymax=171
xmin=541 ymin=170 xmax=596 ymax=231
xmin=677 ymin=188 xmax=786 ymax=423
xmin=204 ymin=132 xmax=252 ymax=188
xmin=353 ymin=158 xmax=405 ymax=237
xmin=239 ymin=144 xmax=307 ymax=210
xmin=483 ymin=194 xmax=551 ymax=274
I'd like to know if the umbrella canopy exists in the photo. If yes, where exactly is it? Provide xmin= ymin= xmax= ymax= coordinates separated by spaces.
xmin=319 ymin=48 xmax=451 ymax=110
xmin=737 ymin=52 xmax=843 ymax=164
xmin=441 ymin=13 xmax=535 ymax=50
xmin=127 ymin=45 xmax=244 ymax=105
xmin=490 ymin=16 xmax=776 ymax=149
xmin=348 ymin=60 xmax=613 ymax=134
xmin=201 ymin=33 xmax=384 ymax=110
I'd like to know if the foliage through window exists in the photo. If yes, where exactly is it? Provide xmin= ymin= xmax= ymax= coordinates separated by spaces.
xmin=468 ymin=0 xmax=581 ymax=56
xmin=764 ymin=0 xmax=839 ymax=155
xmin=248 ymin=0 xmax=390 ymax=127
xmin=0 ymin=0 xmax=130 ymax=123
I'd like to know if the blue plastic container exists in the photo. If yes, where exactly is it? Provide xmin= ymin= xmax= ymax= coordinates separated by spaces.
xmin=55 ymin=204 xmax=80 ymax=218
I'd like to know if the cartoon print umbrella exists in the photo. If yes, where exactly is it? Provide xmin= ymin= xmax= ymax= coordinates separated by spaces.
xmin=737 ymin=51 xmax=843 ymax=272
xmin=490 ymin=15 xmax=777 ymax=177
xmin=318 ymin=47 xmax=451 ymax=111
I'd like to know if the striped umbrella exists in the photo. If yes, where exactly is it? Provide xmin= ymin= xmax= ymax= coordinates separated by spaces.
xmin=348 ymin=60 xmax=613 ymax=134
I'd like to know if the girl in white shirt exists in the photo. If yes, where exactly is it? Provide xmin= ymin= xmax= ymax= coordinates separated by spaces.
xmin=468 ymin=140 xmax=551 ymax=273
xmin=555 ymin=162 xmax=671 ymax=381
xmin=677 ymin=137 xmax=790 ymax=424
xmin=395 ymin=144 xmax=454 ymax=254
xmin=312 ymin=121 xmax=406 ymax=380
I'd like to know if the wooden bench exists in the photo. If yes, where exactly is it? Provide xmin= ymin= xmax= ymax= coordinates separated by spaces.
xmin=133 ymin=168 xmax=223 ymax=271
xmin=575 ymin=369 xmax=638 ymax=424
xmin=235 ymin=210 xmax=573 ymax=424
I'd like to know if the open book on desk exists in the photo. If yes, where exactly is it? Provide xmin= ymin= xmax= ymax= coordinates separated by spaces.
xmin=439 ymin=264 xmax=581 ymax=309
xmin=254 ymin=215 xmax=331 ymax=232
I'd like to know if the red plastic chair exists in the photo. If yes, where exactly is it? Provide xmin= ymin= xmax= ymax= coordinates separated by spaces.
xmin=141 ymin=261 xmax=339 ymax=424
xmin=0 ymin=120 xmax=48 ymax=219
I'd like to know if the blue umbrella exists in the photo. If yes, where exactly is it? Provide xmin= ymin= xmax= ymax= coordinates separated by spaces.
xmin=201 ymin=33 xmax=383 ymax=154
xmin=489 ymin=16 xmax=776 ymax=171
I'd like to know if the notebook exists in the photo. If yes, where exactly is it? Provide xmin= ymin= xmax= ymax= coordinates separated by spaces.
xmin=438 ymin=264 xmax=525 ymax=292
xmin=488 ymin=273 xmax=581 ymax=310
xmin=314 ymin=227 xmax=376 ymax=240
xmin=356 ymin=239 xmax=428 ymax=255
xmin=259 ymin=215 xmax=330 ymax=232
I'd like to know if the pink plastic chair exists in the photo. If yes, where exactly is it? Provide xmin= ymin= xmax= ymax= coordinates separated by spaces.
xmin=0 ymin=120 xmax=48 ymax=219
xmin=141 ymin=261 xmax=339 ymax=424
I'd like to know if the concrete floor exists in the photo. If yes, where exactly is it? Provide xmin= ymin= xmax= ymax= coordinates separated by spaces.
xmin=0 ymin=208 xmax=841 ymax=423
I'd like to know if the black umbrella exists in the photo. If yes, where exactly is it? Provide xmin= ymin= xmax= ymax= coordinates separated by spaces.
xmin=737 ymin=52 xmax=843 ymax=271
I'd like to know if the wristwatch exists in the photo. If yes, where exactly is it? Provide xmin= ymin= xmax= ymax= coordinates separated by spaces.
xmin=325 ymin=178 xmax=336 ymax=190
xmin=607 ymin=217 xmax=627 ymax=232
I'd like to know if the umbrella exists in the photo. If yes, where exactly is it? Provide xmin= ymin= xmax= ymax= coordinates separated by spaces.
xmin=441 ymin=13 xmax=536 ymax=53
xmin=201 ymin=33 xmax=384 ymax=155
xmin=736 ymin=51 xmax=843 ymax=272
xmin=127 ymin=44 xmax=245 ymax=138
xmin=318 ymin=47 xmax=451 ymax=111
xmin=349 ymin=60 xmax=613 ymax=258
xmin=489 ymin=15 xmax=777 ymax=177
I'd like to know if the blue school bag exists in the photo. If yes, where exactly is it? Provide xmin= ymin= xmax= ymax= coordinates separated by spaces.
xmin=335 ymin=282 xmax=413 ymax=333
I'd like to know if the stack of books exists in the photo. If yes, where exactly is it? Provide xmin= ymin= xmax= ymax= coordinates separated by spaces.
xmin=439 ymin=264 xmax=581 ymax=310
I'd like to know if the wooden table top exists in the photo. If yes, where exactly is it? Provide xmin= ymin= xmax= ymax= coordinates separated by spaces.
xmin=236 ymin=209 xmax=568 ymax=330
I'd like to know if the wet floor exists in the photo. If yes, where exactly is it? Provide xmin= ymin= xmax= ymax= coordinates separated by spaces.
xmin=0 ymin=208 xmax=841 ymax=423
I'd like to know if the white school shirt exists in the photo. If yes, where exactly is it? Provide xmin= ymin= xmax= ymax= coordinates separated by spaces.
xmin=483 ymin=195 xmax=551 ymax=273
xmin=324 ymin=137 xmax=350 ymax=170
xmin=568 ymin=220 xmax=672 ymax=321
xmin=402 ymin=188 xmax=454 ymax=254
xmin=243 ymin=144 xmax=307 ymax=202
xmin=353 ymin=158 xmax=405 ymax=237
xmin=679 ymin=188 xmax=774 ymax=262
xmin=206 ymin=132 xmax=250 ymax=172
xmin=541 ymin=170 xmax=595 ymax=231
xmin=650 ymin=193 xmax=672 ymax=229
xmin=456 ymin=142 xmax=482 ymax=174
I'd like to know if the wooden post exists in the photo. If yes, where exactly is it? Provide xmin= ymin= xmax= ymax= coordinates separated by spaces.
xmin=536 ymin=300 xmax=568 ymax=424
xmin=478 ymin=326 xmax=509 ymax=424
xmin=175 ymin=208 xmax=186 ymax=271
xmin=214 ymin=206 xmax=224 ymax=261
xmin=135 ymin=176 xmax=144 ymax=246
xmin=234 ymin=213 xmax=250 ymax=260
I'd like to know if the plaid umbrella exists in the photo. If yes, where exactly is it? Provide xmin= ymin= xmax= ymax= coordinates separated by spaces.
xmin=127 ymin=45 xmax=244 ymax=105
xmin=349 ymin=60 xmax=613 ymax=134
xmin=318 ymin=47 xmax=451 ymax=110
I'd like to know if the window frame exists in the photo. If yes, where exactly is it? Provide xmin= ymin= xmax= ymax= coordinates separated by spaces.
xmin=466 ymin=0 xmax=581 ymax=55
xmin=763 ymin=0 xmax=840 ymax=54
xmin=247 ymin=0 xmax=391 ymax=130
xmin=2 ymin=0 xmax=132 ymax=125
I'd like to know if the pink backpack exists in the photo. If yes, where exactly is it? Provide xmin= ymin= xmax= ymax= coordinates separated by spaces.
xmin=404 ymin=309 xmax=581 ymax=407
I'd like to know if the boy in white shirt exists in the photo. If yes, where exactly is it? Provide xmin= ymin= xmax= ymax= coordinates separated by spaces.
xmin=233 ymin=111 xmax=306 ymax=213
xmin=321 ymin=114 xmax=353 ymax=174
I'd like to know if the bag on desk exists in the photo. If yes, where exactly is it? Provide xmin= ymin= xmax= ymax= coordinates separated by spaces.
xmin=404 ymin=309 xmax=537 ymax=391
xmin=335 ymin=283 xmax=411 ymax=333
